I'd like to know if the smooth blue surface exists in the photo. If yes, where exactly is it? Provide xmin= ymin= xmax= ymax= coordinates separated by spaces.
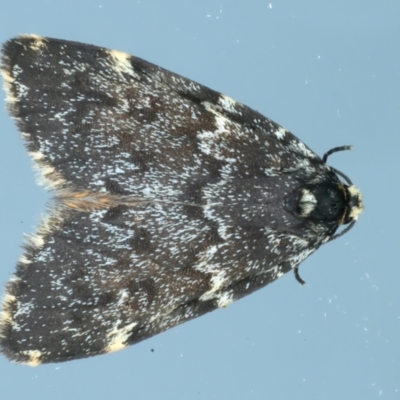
xmin=0 ymin=1 xmax=398 ymax=399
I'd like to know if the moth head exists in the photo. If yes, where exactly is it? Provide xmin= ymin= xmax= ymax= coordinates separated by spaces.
xmin=285 ymin=145 xmax=363 ymax=241
xmin=321 ymin=146 xmax=364 ymax=241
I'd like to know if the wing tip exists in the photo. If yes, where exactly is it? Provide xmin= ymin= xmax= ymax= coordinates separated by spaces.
xmin=0 ymin=291 xmax=43 ymax=366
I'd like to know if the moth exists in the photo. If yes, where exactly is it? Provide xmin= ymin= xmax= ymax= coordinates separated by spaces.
xmin=0 ymin=35 xmax=363 ymax=365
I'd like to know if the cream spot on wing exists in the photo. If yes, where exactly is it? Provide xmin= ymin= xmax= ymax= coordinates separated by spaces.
xmin=29 ymin=233 xmax=45 ymax=248
xmin=20 ymin=33 xmax=45 ymax=40
xmin=20 ymin=35 xmax=47 ymax=52
xmin=20 ymin=350 xmax=42 ymax=366
xmin=108 ymin=49 xmax=139 ymax=78
xmin=218 ymin=94 xmax=240 ymax=114
xmin=0 ymin=293 xmax=17 ymax=328
xmin=32 ymin=160 xmax=66 ymax=190
xmin=29 ymin=151 xmax=45 ymax=161
xmin=217 ymin=291 xmax=234 ymax=308
xmin=0 ymin=66 xmax=18 ymax=104
xmin=274 ymin=126 xmax=287 ymax=139
xmin=198 ymin=268 xmax=229 ymax=302
xmin=19 ymin=255 xmax=32 ymax=265
xmin=106 ymin=322 xmax=138 ymax=353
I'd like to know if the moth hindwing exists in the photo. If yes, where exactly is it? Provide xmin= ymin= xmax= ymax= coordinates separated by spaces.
xmin=0 ymin=35 xmax=363 ymax=365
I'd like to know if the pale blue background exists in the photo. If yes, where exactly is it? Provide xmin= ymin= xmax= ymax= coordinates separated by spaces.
xmin=0 ymin=1 xmax=398 ymax=399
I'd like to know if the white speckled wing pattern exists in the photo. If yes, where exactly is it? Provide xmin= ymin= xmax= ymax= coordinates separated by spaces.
xmin=0 ymin=35 xmax=360 ymax=365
